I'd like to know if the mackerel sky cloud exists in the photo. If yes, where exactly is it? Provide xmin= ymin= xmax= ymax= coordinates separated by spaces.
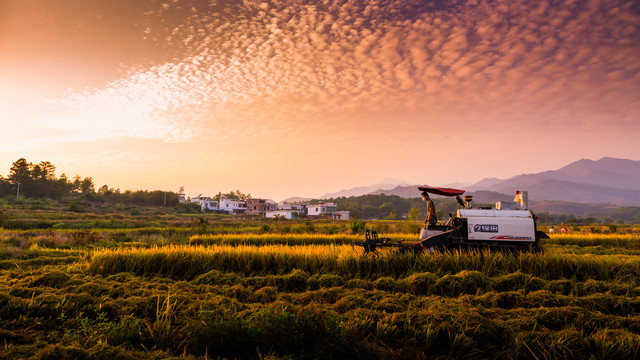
xmin=0 ymin=0 xmax=638 ymax=199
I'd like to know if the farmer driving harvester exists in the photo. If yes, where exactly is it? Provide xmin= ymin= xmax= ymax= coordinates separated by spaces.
xmin=421 ymin=191 xmax=437 ymax=227
xmin=422 ymin=190 xmax=467 ymax=227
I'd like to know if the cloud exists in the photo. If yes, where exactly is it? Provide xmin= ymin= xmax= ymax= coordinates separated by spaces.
xmin=41 ymin=0 xmax=639 ymax=146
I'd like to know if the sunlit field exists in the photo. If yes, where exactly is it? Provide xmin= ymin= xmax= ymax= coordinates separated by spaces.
xmin=1 ymin=212 xmax=639 ymax=359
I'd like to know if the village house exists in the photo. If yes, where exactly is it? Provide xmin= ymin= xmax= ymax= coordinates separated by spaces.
xmin=246 ymin=198 xmax=277 ymax=216
xmin=190 ymin=196 xmax=219 ymax=211
xmin=307 ymin=202 xmax=337 ymax=217
xmin=266 ymin=209 xmax=300 ymax=219
xmin=278 ymin=203 xmax=306 ymax=213
xmin=219 ymin=198 xmax=247 ymax=215
xmin=332 ymin=210 xmax=351 ymax=220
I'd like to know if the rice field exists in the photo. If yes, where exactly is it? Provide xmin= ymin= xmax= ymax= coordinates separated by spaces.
xmin=0 ymin=223 xmax=639 ymax=359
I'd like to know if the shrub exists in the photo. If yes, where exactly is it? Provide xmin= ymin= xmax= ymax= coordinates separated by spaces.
xmin=68 ymin=201 xmax=85 ymax=213
xmin=349 ymin=218 xmax=366 ymax=234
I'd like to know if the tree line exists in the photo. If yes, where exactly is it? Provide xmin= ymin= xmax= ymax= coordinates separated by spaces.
xmin=327 ymin=193 xmax=640 ymax=224
xmin=328 ymin=193 xmax=465 ymax=221
xmin=0 ymin=158 xmax=182 ymax=207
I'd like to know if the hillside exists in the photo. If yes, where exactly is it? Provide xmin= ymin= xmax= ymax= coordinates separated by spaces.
xmin=320 ymin=178 xmax=409 ymax=198
xmin=467 ymin=158 xmax=640 ymax=205
xmin=537 ymin=157 xmax=640 ymax=191
xmin=349 ymin=157 xmax=640 ymax=216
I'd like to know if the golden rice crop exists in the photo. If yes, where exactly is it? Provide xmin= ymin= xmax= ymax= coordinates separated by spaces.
xmin=188 ymin=233 xmax=414 ymax=246
xmin=88 ymin=244 xmax=640 ymax=283
xmin=543 ymin=233 xmax=640 ymax=248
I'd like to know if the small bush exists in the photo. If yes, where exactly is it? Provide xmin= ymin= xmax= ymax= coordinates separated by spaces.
xmin=68 ymin=201 xmax=85 ymax=213
xmin=350 ymin=218 xmax=366 ymax=234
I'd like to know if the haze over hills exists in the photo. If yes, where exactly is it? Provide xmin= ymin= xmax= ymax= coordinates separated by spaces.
xmin=535 ymin=157 xmax=640 ymax=191
xmin=320 ymin=178 xmax=409 ymax=199
xmin=280 ymin=196 xmax=313 ymax=204
xmin=466 ymin=157 xmax=640 ymax=205
xmin=327 ymin=157 xmax=640 ymax=207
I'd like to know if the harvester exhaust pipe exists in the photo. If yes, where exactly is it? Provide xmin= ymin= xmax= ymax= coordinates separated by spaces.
xmin=514 ymin=191 xmax=528 ymax=210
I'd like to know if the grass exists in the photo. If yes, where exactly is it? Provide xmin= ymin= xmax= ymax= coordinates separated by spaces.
xmin=1 ymin=214 xmax=639 ymax=359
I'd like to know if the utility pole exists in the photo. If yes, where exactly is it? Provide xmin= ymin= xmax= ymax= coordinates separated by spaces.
xmin=163 ymin=192 xmax=167 ymax=207
xmin=16 ymin=182 xmax=20 ymax=199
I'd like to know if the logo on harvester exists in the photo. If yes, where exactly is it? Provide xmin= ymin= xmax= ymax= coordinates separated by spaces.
xmin=473 ymin=224 xmax=499 ymax=233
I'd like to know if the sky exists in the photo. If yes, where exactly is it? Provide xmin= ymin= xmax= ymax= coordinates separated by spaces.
xmin=0 ymin=0 xmax=638 ymax=201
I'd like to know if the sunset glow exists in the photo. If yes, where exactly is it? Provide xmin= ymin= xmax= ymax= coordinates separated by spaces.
xmin=1 ymin=0 xmax=638 ymax=200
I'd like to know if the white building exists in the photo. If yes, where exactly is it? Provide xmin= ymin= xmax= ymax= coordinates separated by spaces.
xmin=266 ymin=200 xmax=278 ymax=211
xmin=307 ymin=202 xmax=337 ymax=216
xmin=278 ymin=203 xmax=306 ymax=213
xmin=219 ymin=198 xmax=247 ymax=215
xmin=266 ymin=209 xmax=300 ymax=219
xmin=332 ymin=210 xmax=351 ymax=220
xmin=190 ymin=196 xmax=219 ymax=211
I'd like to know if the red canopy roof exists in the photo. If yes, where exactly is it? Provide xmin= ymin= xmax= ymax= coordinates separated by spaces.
xmin=417 ymin=186 xmax=465 ymax=197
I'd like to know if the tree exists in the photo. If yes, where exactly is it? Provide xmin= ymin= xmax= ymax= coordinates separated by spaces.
xmin=98 ymin=185 xmax=112 ymax=195
xmin=8 ymin=158 xmax=31 ymax=185
xmin=80 ymin=177 xmax=95 ymax=193
xmin=8 ymin=158 xmax=33 ymax=196
xmin=221 ymin=190 xmax=250 ymax=201
xmin=38 ymin=161 xmax=57 ymax=180
xmin=51 ymin=173 xmax=73 ymax=198
xmin=32 ymin=161 xmax=56 ymax=181
xmin=230 ymin=189 xmax=250 ymax=201
xmin=379 ymin=202 xmax=395 ymax=218
xmin=408 ymin=207 xmax=421 ymax=221
xmin=72 ymin=175 xmax=82 ymax=191
xmin=30 ymin=161 xmax=59 ymax=197
xmin=0 ymin=176 xmax=12 ymax=197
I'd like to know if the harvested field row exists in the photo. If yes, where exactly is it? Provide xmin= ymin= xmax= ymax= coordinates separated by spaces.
xmin=87 ymin=245 xmax=640 ymax=282
xmin=2 ymin=263 xmax=639 ymax=360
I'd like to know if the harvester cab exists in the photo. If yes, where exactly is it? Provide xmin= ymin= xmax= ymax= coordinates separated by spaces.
xmin=354 ymin=186 xmax=549 ymax=255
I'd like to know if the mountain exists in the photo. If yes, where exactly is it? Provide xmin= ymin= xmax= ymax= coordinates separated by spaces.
xmin=467 ymin=157 xmax=640 ymax=205
xmin=280 ymin=196 xmax=313 ymax=204
xmin=441 ymin=182 xmax=472 ymax=188
xmin=537 ymin=157 xmax=640 ymax=191
xmin=317 ymin=157 xmax=640 ymax=211
xmin=368 ymin=185 xmax=418 ymax=198
xmin=321 ymin=178 xmax=409 ymax=199
xmin=470 ymin=177 xmax=503 ymax=188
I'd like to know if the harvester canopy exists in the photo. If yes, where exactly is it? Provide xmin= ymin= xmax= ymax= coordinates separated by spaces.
xmin=417 ymin=186 xmax=465 ymax=197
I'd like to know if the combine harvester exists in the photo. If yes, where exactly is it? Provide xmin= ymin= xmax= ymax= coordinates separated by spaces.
xmin=354 ymin=186 xmax=549 ymax=255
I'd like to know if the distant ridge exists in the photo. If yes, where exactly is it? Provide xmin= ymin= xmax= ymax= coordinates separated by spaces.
xmin=369 ymin=185 xmax=418 ymax=198
xmin=536 ymin=157 xmax=640 ymax=191
xmin=321 ymin=178 xmax=409 ymax=199
xmin=466 ymin=157 xmax=640 ymax=205
xmin=357 ymin=157 xmax=640 ymax=206
xmin=280 ymin=196 xmax=312 ymax=204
